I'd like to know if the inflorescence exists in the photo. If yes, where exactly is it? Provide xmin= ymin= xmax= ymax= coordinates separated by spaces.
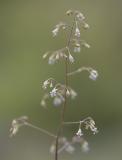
xmin=10 ymin=9 xmax=98 ymax=159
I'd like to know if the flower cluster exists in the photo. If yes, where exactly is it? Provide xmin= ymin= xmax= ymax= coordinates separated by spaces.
xmin=66 ymin=10 xmax=90 ymax=53
xmin=9 ymin=9 xmax=99 ymax=159
xmin=43 ymin=10 xmax=90 ymax=66
xmin=9 ymin=116 xmax=28 ymax=137
xmin=50 ymin=136 xmax=89 ymax=154
xmin=52 ymin=22 xmax=67 ymax=37
xmin=42 ymin=78 xmax=56 ymax=89
xmin=43 ymin=47 xmax=75 ymax=65
xmin=75 ymin=117 xmax=98 ymax=136
xmin=41 ymin=79 xmax=77 ymax=107
xmin=83 ymin=117 xmax=98 ymax=134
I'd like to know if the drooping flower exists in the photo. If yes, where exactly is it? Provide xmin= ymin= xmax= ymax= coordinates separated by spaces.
xmin=83 ymin=22 xmax=90 ymax=29
xmin=9 ymin=116 xmax=28 ymax=137
xmin=81 ymin=141 xmax=89 ymax=152
xmin=52 ymin=28 xmax=59 ymax=37
xmin=76 ymin=128 xmax=83 ymax=137
xmin=43 ymin=80 xmax=49 ymax=89
xmin=89 ymin=69 xmax=98 ymax=81
xmin=53 ymin=97 xmax=62 ymax=106
xmin=69 ymin=88 xmax=77 ymax=99
xmin=68 ymin=54 xmax=75 ymax=63
xmin=65 ymin=143 xmax=75 ymax=154
xmin=76 ymin=12 xmax=85 ymax=21
xmin=52 ymin=22 xmax=67 ymax=37
xmin=84 ymin=117 xmax=98 ymax=134
xmin=75 ymin=27 xmax=80 ymax=38
xmin=81 ymin=41 xmax=90 ymax=48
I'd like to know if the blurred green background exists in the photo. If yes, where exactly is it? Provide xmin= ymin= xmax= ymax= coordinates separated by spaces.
xmin=0 ymin=0 xmax=122 ymax=160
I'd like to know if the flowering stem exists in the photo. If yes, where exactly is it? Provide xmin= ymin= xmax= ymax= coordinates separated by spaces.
xmin=25 ymin=122 xmax=56 ymax=138
xmin=55 ymin=16 xmax=76 ymax=160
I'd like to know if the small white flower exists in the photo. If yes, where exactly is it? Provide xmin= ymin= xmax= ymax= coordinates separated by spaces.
xmin=81 ymin=141 xmax=89 ymax=152
xmin=50 ymin=82 xmax=53 ymax=88
xmin=84 ymin=117 xmax=98 ymax=134
xmin=66 ymin=10 xmax=73 ymax=16
xmin=9 ymin=116 xmax=28 ymax=137
xmin=70 ymin=89 xmax=77 ymax=99
xmin=40 ymin=100 xmax=46 ymax=108
xmin=69 ymin=54 xmax=74 ymax=63
xmin=89 ymin=70 xmax=98 ymax=81
xmin=50 ymin=88 xmax=58 ymax=97
xmin=66 ymin=89 xmax=70 ymax=96
xmin=42 ymin=52 xmax=50 ymax=59
xmin=90 ymin=125 xmax=98 ymax=135
xmin=76 ymin=128 xmax=83 ymax=137
xmin=52 ymin=28 xmax=59 ymax=37
xmin=9 ymin=120 xmax=19 ymax=137
xmin=83 ymin=43 xmax=90 ymax=48
xmin=43 ymin=80 xmax=49 ymax=89
xmin=76 ymin=12 xmax=85 ymax=21
xmin=65 ymin=143 xmax=75 ymax=154
xmin=48 ymin=57 xmax=55 ymax=64
xmin=50 ymin=144 xmax=55 ymax=154
xmin=53 ymin=97 xmax=62 ymax=106
xmin=83 ymin=23 xmax=90 ymax=29
xmin=75 ymin=27 xmax=80 ymax=37
xmin=74 ymin=46 xmax=81 ymax=53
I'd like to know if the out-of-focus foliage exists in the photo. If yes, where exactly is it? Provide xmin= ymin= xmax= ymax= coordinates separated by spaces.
xmin=0 ymin=0 xmax=122 ymax=160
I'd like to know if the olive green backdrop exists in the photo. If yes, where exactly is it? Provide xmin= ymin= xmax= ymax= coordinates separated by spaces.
xmin=0 ymin=0 xmax=122 ymax=160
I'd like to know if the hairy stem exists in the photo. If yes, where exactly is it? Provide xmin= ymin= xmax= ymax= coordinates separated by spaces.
xmin=55 ymin=17 xmax=76 ymax=160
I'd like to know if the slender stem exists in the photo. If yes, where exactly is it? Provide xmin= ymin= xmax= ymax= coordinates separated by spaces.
xmin=25 ymin=122 xmax=56 ymax=138
xmin=67 ymin=67 xmax=91 ymax=76
xmin=55 ymin=16 xmax=76 ymax=160
xmin=63 ymin=121 xmax=80 ymax=125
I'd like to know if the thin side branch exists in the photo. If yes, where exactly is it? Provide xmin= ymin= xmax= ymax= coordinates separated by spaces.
xmin=25 ymin=122 xmax=56 ymax=138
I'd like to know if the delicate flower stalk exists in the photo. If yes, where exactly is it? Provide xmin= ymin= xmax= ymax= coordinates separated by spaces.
xmin=9 ymin=116 xmax=56 ymax=138
xmin=10 ymin=9 xmax=99 ymax=160
xmin=67 ymin=67 xmax=98 ymax=81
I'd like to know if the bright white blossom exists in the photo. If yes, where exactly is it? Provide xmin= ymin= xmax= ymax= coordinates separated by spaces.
xmin=69 ymin=54 xmax=75 ymax=63
xmin=84 ymin=117 xmax=98 ymax=134
xmin=76 ymin=12 xmax=85 ymax=21
xmin=50 ymin=88 xmax=58 ymax=97
xmin=89 ymin=70 xmax=98 ymax=81
xmin=70 ymin=89 xmax=77 ymax=99
xmin=43 ymin=80 xmax=49 ymax=89
xmin=83 ymin=23 xmax=90 ymax=29
xmin=75 ymin=27 xmax=80 ymax=37
xmin=76 ymin=128 xmax=83 ymax=137
xmin=83 ymin=42 xmax=90 ymax=48
xmin=52 ymin=22 xmax=67 ymax=37
xmin=52 ymin=28 xmax=59 ymax=37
